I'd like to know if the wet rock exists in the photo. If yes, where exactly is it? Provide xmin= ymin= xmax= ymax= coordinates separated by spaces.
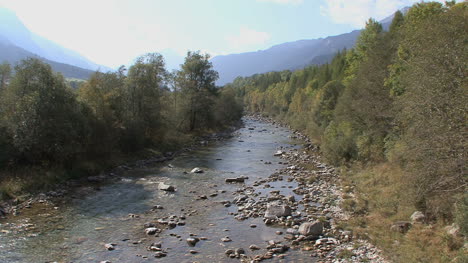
xmin=274 ymin=150 xmax=284 ymax=156
xmin=298 ymin=221 xmax=323 ymax=237
xmin=186 ymin=237 xmax=200 ymax=246
xmin=191 ymin=167 xmax=204 ymax=173
xmin=250 ymin=224 xmax=257 ymax=228
xmin=158 ymin=182 xmax=175 ymax=192
xmin=225 ymin=249 xmax=235 ymax=255
xmin=104 ymin=243 xmax=115 ymax=250
xmin=236 ymin=248 xmax=245 ymax=255
xmin=189 ymin=250 xmax=198 ymax=254
xmin=264 ymin=203 xmax=292 ymax=219
xmin=390 ymin=221 xmax=412 ymax=233
xmin=225 ymin=176 xmax=249 ymax=183
xmin=145 ymin=227 xmax=159 ymax=235
xmin=410 ymin=211 xmax=425 ymax=223
xmin=286 ymin=195 xmax=295 ymax=203
xmin=154 ymin=252 xmax=166 ymax=258
xmin=221 ymin=236 xmax=232 ymax=242
xmin=144 ymin=222 xmax=156 ymax=228
xmin=249 ymin=244 xmax=261 ymax=250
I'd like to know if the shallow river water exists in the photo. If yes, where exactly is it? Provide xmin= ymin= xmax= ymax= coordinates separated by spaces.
xmin=0 ymin=118 xmax=316 ymax=263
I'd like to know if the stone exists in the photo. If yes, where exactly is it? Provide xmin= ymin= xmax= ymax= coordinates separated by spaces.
xmin=264 ymin=204 xmax=292 ymax=219
xmin=445 ymin=223 xmax=461 ymax=237
xmin=286 ymin=195 xmax=295 ymax=203
xmin=225 ymin=249 xmax=235 ymax=255
xmin=225 ymin=176 xmax=249 ymax=183
xmin=236 ymin=248 xmax=245 ymax=255
xmin=158 ymin=183 xmax=175 ymax=192
xmin=274 ymin=150 xmax=284 ymax=156
xmin=298 ymin=221 xmax=323 ymax=237
xmin=390 ymin=221 xmax=412 ymax=233
xmin=189 ymin=250 xmax=198 ymax=254
xmin=249 ymin=244 xmax=260 ymax=250
xmin=410 ymin=211 xmax=425 ymax=223
xmin=191 ymin=167 xmax=204 ymax=173
xmin=221 ymin=236 xmax=232 ymax=242
xmin=104 ymin=243 xmax=115 ymax=250
xmin=145 ymin=227 xmax=159 ymax=235
xmin=186 ymin=237 xmax=200 ymax=246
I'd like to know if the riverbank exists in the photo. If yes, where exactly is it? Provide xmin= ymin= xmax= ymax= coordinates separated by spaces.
xmin=246 ymin=115 xmax=466 ymax=263
xmin=0 ymin=122 xmax=242 ymax=218
xmin=232 ymin=115 xmax=388 ymax=263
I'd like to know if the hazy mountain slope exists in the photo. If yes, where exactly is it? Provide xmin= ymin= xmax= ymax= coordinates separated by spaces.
xmin=0 ymin=7 xmax=110 ymax=71
xmin=0 ymin=38 xmax=94 ymax=80
xmin=212 ymin=11 xmax=402 ymax=85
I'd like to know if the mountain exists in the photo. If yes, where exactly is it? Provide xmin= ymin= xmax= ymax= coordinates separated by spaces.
xmin=0 ymin=7 xmax=110 ymax=73
xmin=212 ymin=10 xmax=403 ymax=85
xmin=0 ymin=37 xmax=94 ymax=80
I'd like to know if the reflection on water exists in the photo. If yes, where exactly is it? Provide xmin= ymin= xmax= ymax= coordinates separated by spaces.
xmin=0 ymin=118 xmax=314 ymax=262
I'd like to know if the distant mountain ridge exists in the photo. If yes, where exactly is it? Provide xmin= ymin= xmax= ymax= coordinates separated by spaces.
xmin=0 ymin=7 xmax=109 ymax=79
xmin=212 ymin=10 xmax=404 ymax=85
xmin=0 ymin=37 xmax=94 ymax=80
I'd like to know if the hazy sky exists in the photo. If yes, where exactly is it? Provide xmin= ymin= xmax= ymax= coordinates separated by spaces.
xmin=0 ymin=0 xmax=450 ymax=69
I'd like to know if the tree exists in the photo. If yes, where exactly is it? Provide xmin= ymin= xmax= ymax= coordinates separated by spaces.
xmin=176 ymin=51 xmax=218 ymax=131
xmin=123 ymin=53 xmax=167 ymax=150
xmin=0 ymin=62 xmax=11 ymax=90
xmin=393 ymin=2 xmax=467 ymax=217
xmin=2 ymin=58 xmax=89 ymax=164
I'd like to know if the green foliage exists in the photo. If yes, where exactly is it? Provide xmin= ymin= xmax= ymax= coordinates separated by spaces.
xmin=234 ymin=4 xmax=466 ymax=259
xmin=176 ymin=51 xmax=219 ymax=131
xmin=1 ymin=58 xmax=90 ymax=165
xmin=0 ymin=52 xmax=243 ymax=198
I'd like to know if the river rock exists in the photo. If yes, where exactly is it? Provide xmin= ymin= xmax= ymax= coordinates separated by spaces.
xmin=264 ymin=203 xmax=292 ymax=219
xmin=104 ymin=243 xmax=115 ymax=250
xmin=274 ymin=150 xmax=284 ymax=156
xmin=225 ymin=176 xmax=248 ymax=183
xmin=191 ymin=167 xmax=204 ymax=173
xmin=186 ymin=237 xmax=199 ymax=246
xmin=221 ymin=236 xmax=232 ymax=242
xmin=145 ymin=227 xmax=159 ymax=235
xmin=298 ymin=221 xmax=323 ymax=237
xmin=410 ymin=211 xmax=425 ymax=223
xmin=158 ymin=183 xmax=175 ymax=192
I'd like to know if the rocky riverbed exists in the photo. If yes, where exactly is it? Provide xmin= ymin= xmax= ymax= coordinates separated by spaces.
xmin=0 ymin=116 xmax=387 ymax=262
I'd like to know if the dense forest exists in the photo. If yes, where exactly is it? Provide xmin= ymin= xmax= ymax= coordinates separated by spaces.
xmin=227 ymin=2 xmax=466 ymax=261
xmin=0 ymin=51 xmax=243 ymax=197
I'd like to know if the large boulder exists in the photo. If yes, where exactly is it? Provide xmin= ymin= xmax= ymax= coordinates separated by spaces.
xmin=298 ymin=221 xmax=323 ymax=237
xmin=264 ymin=203 xmax=292 ymax=219
xmin=410 ymin=211 xmax=425 ymax=223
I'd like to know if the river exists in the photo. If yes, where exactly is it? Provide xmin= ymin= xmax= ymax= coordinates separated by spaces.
xmin=0 ymin=117 xmax=318 ymax=263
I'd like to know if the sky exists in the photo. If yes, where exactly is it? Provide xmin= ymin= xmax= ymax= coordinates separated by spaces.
xmin=0 ymin=0 xmax=453 ymax=69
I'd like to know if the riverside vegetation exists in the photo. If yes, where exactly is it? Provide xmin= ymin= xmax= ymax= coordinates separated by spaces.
xmin=0 ymin=51 xmax=243 ymax=199
xmin=226 ymin=2 xmax=467 ymax=262
xmin=0 ymin=1 xmax=466 ymax=262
